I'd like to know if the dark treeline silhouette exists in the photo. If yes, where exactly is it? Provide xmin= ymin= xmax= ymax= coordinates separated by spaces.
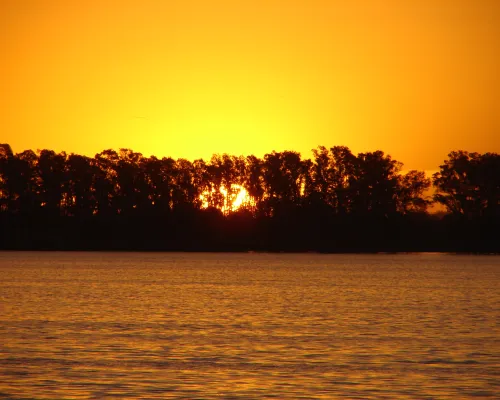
xmin=0 ymin=143 xmax=498 ymax=252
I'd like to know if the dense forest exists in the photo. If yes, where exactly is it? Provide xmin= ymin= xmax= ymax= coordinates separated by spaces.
xmin=0 ymin=143 xmax=499 ymax=252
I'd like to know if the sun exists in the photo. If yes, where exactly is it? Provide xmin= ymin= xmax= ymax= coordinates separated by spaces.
xmin=232 ymin=186 xmax=249 ymax=210
xmin=200 ymin=184 xmax=251 ymax=214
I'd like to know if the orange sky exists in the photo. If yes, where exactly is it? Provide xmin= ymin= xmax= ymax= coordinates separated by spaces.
xmin=1 ymin=0 xmax=499 ymax=170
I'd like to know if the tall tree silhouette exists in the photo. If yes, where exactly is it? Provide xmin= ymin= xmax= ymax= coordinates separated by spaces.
xmin=433 ymin=151 xmax=500 ymax=218
xmin=0 ymin=144 xmax=15 ymax=212
xmin=262 ymin=151 xmax=306 ymax=215
xmin=397 ymin=170 xmax=431 ymax=214
xmin=37 ymin=150 xmax=67 ymax=216
xmin=310 ymin=146 xmax=357 ymax=213
xmin=172 ymin=158 xmax=201 ymax=210
xmin=244 ymin=155 xmax=265 ymax=214
xmin=1 ymin=142 xmax=498 ymax=252
xmin=141 ymin=156 xmax=175 ymax=216
xmin=65 ymin=154 xmax=97 ymax=217
xmin=1 ymin=150 xmax=39 ymax=214
xmin=350 ymin=151 xmax=402 ymax=217
xmin=94 ymin=150 xmax=119 ymax=216
xmin=114 ymin=149 xmax=145 ymax=215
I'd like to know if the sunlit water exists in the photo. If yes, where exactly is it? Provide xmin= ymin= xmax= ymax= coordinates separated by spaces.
xmin=0 ymin=252 xmax=498 ymax=399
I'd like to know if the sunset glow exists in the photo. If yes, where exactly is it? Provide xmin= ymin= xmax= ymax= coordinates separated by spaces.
xmin=1 ymin=1 xmax=499 ymax=171
xmin=200 ymin=185 xmax=251 ymax=214
xmin=2 ymin=3 xmax=500 ymax=397
xmin=231 ymin=186 xmax=251 ymax=211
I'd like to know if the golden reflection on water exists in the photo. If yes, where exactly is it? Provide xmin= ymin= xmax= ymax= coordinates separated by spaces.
xmin=0 ymin=252 xmax=499 ymax=399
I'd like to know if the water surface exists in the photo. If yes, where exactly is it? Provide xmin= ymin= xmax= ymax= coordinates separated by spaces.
xmin=0 ymin=252 xmax=499 ymax=398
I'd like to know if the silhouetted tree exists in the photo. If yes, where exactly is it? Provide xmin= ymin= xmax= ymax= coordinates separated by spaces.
xmin=141 ymin=156 xmax=175 ymax=216
xmin=0 ymin=150 xmax=39 ymax=214
xmin=244 ymin=155 xmax=265 ymax=214
xmin=65 ymin=154 xmax=97 ymax=217
xmin=350 ymin=150 xmax=401 ymax=217
xmin=433 ymin=151 xmax=500 ymax=218
xmin=397 ymin=170 xmax=431 ymax=214
xmin=1 ymin=142 xmax=498 ymax=252
xmin=172 ymin=158 xmax=201 ymax=209
xmin=0 ymin=144 xmax=14 ymax=212
xmin=113 ymin=149 xmax=145 ymax=215
xmin=37 ymin=149 xmax=67 ymax=216
xmin=262 ymin=151 xmax=306 ymax=215
xmin=310 ymin=146 xmax=357 ymax=213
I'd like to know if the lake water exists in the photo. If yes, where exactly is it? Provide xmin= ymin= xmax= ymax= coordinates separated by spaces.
xmin=0 ymin=252 xmax=498 ymax=399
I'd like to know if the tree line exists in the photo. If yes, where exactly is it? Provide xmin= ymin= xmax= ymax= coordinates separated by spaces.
xmin=0 ymin=143 xmax=498 ymax=252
